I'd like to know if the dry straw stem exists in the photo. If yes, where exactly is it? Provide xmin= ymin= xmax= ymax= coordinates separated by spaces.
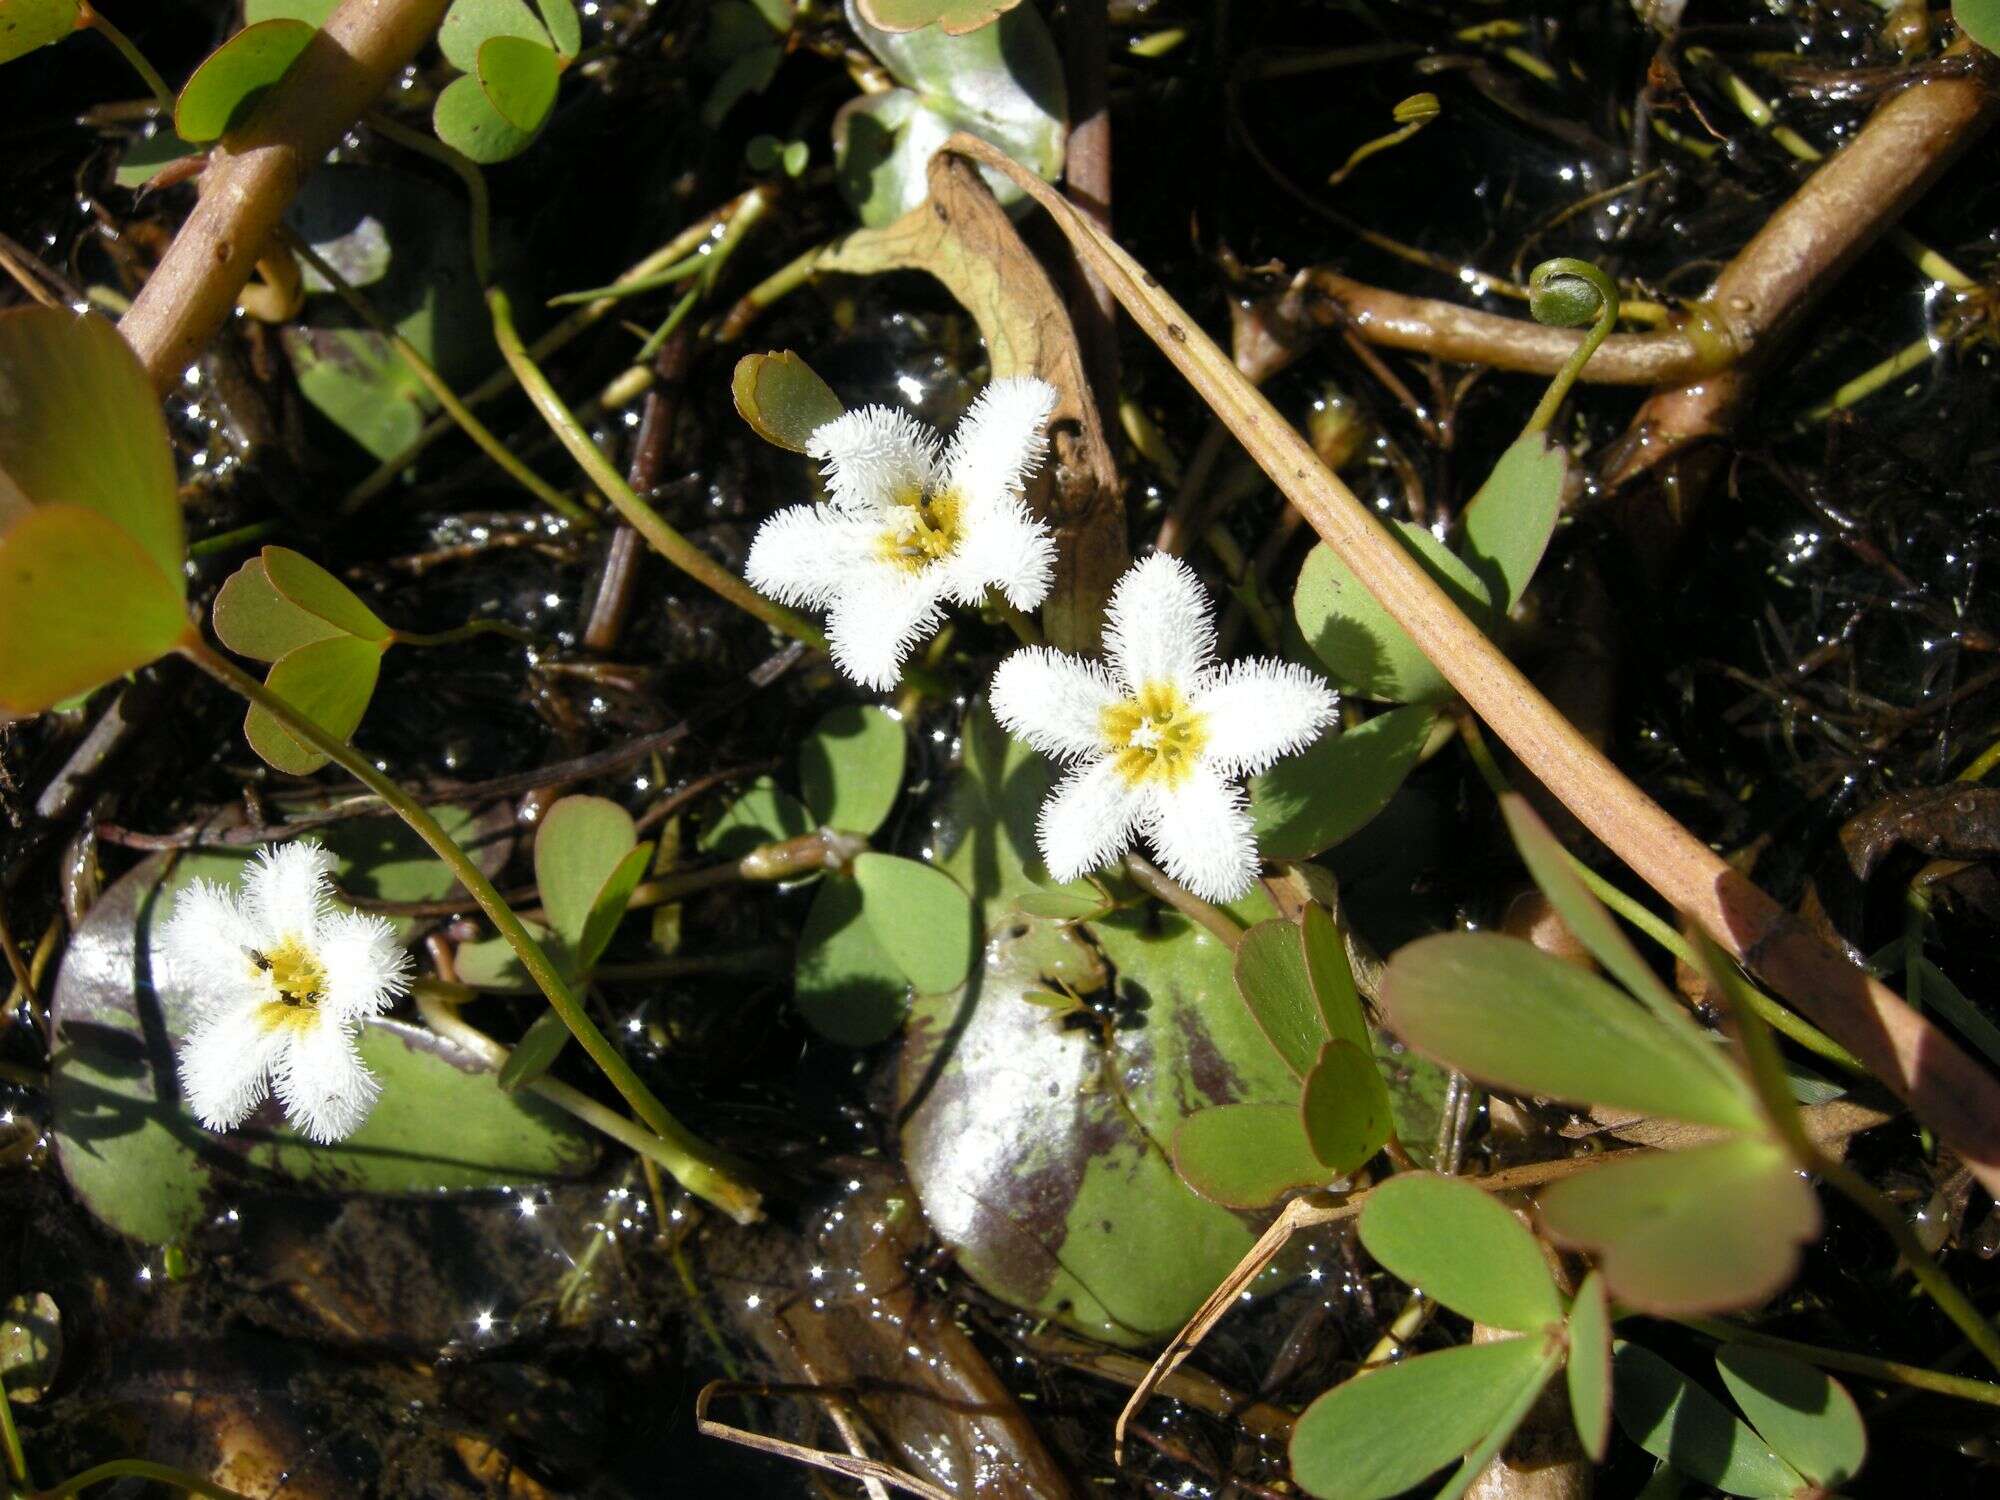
xmin=119 ymin=0 xmax=450 ymax=392
xmin=939 ymin=133 xmax=2000 ymax=1199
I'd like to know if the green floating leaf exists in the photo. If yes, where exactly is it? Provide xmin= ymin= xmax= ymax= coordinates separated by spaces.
xmin=795 ymin=876 xmax=907 ymax=1045
xmin=1614 ymin=1343 xmax=1804 ymax=1499
xmin=1294 ymin=522 xmax=1491 ymax=703
xmin=439 ymin=0 xmax=549 ymax=71
xmin=1358 ymin=1172 xmax=1563 ymax=1334
xmin=244 ymin=633 xmax=386 ymax=776
xmin=701 ymin=776 xmax=814 ymax=859
xmin=1234 ymin=918 xmax=1325 ymax=1079
xmin=476 ymin=32 xmax=560 ymax=132
xmin=1250 ymin=703 xmax=1436 ymax=859
xmin=0 ymin=0 xmax=78 ymax=65
xmin=1714 ymin=1346 xmax=1865 ymax=1489
xmin=1290 ymin=1337 xmax=1552 ymax=1500
xmin=453 ymin=916 xmax=554 ymax=993
xmin=731 ymin=350 xmax=846 ymax=454
xmin=1380 ymin=932 xmax=1765 ymax=1133
xmin=262 ymin=545 xmax=391 ymax=642
xmin=534 ymin=0 xmax=580 ymax=58
xmin=50 ymin=829 xmax=584 ymax=1245
xmin=1567 ymin=1269 xmax=1613 ymax=1462
xmin=535 ymin=795 xmax=638 ymax=954
xmin=1538 ymin=1140 xmax=1819 ymax=1316
xmin=1957 ymin=1 xmax=2000 ymax=56
xmin=174 ymin=19 xmax=316 ymax=142
xmin=855 ymin=853 xmax=975 ymax=995
xmin=854 ymin=0 xmax=1023 ymax=34
xmin=1457 ymin=432 xmax=1566 ymax=613
xmin=281 ymin=325 xmax=427 ymax=460
xmin=1013 ymin=878 xmax=1111 ymax=923
xmin=934 ymin=701 xmax=1059 ymax=932
xmin=433 ymin=70 xmax=541 ymax=163
xmin=800 ymin=703 xmax=906 ymax=835
xmin=1300 ymin=1038 xmax=1390 ymax=1175
xmin=1378 ymin=1033 xmax=1452 ymax=1170
xmin=1173 ymin=1102 xmax=1327 ymax=1209
xmin=214 ymin=557 xmax=343 ymax=661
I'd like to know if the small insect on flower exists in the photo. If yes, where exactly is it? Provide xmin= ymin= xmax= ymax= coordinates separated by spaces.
xmin=991 ymin=554 xmax=1338 ymax=903
xmin=744 ymin=377 xmax=1061 ymax=690
xmin=160 ymin=841 xmax=412 ymax=1144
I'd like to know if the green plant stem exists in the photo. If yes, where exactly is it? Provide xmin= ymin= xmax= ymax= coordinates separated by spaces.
xmin=391 ymin=619 xmax=537 ymax=649
xmin=175 ymin=634 xmax=763 ymax=1224
xmin=187 ymin=520 xmax=280 ymax=559
xmin=548 ymin=256 xmax=708 ymax=306
xmin=0 ymin=1383 xmax=29 ymax=1490
xmin=1525 ymin=258 xmax=1620 ymax=433
xmin=1676 ymin=1318 xmax=2000 ymax=1409
xmin=1123 ymin=853 xmax=1243 ymax=948
xmin=77 ymin=3 xmax=174 ymax=113
xmin=277 ymin=227 xmax=589 ymax=524
xmin=28 ymin=1460 xmax=246 ymax=1500
xmin=486 ymin=287 xmax=826 ymax=653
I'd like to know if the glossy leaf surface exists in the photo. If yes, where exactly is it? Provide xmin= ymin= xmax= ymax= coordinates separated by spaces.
xmin=731 ymin=350 xmax=845 ymax=453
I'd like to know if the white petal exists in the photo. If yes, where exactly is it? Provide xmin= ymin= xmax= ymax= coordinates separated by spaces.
xmin=824 ymin=566 xmax=947 ymax=690
xmin=1036 ymin=757 xmax=1147 ymax=883
xmin=941 ymin=376 xmax=1057 ymax=512
xmin=1104 ymin=553 xmax=1217 ymax=694
xmin=990 ymin=647 xmax=1120 ymax=762
xmin=1190 ymin=659 xmax=1339 ymax=778
xmin=159 ymin=877 xmax=266 ymax=1009
xmin=247 ymin=840 xmax=335 ymax=946
xmin=744 ymin=503 xmax=884 ymax=610
xmin=273 ymin=1016 xmax=380 ymax=1143
xmin=316 ymin=909 xmax=412 ymax=1023
xmin=1143 ymin=764 xmax=1258 ymax=903
xmin=178 ymin=1003 xmax=288 ymax=1133
xmin=939 ymin=494 xmax=1056 ymax=610
xmin=807 ymin=404 xmax=938 ymax=511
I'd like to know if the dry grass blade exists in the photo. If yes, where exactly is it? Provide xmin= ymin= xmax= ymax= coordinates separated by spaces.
xmin=936 ymin=131 xmax=2000 ymax=1201
xmin=695 ymin=1381 xmax=957 ymax=1500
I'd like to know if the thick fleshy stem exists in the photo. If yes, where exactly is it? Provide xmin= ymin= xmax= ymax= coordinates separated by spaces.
xmin=176 ymin=633 xmax=763 ymax=1224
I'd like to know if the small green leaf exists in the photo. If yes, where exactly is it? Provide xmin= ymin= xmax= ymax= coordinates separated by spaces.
xmin=453 ymin=917 xmax=555 ymax=992
xmin=1250 ymin=702 xmax=1436 ymax=859
xmin=800 ymin=703 xmax=906 ymax=835
xmin=1172 ymin=1102 xmax=1328 ymax=1209
xmin=174 ymin=19 xmax=316 ymax=142
xmin=433 ymin=71 xmax=541 ymax=163
xmin=1956 ymin=1 xmax=2000 ymax=55
xmin=1567 ymin=1270 xmax=1613 ymax=1462
xmin=1457 ymin=432 xmax=1566 ymax=612
xmin=731 ymin=351 xmax=846 ymax=453
xmin=534 ymin=795 xmax=638 ymax=953
xmin=1358 ymin=1172 xmax=1563 ymax=1333
xmin=1 ymin=1291 xmax=59 ymax=1403
xmin=1538 ymin=1140 xmax=1819 ymax=1315
xmin=1290 ymin=1337 xmax=1552 ymax=1500
xmin=214 ymin=556 xmax=344 ymax=661
xmin=1294 ymin=523 xmax=1491 ymax=703
xmin=796 ymin=877 xmax=908 ymax=1044
xmin=1713 ymin=1346 xmax=1865 ymax=1489
xmin=700 ymin=777 xmax=814 ymax=859
xmin=244 ymin=633 xmax=386 ymax=776
xmin=1013 ymin=879 xmax=1112 ymax=922
xmin=261 ymin=546 xmax=391 ymax=642
xmin=497 ymin=1007 xmax=570 ymax=1092
xmin=1300 ymin=1038 xmax=1390 ymax=1175
xmin=534 ymin=0 xmax=580 ymax=57
xmin=1381 ymin=932 xmax=1766 ymax=1132
xmin=279 ymin=325 xmax=426 ymax=461
xmin=1233 ymin=919 xmax=1325 ymax=1078
xmin=1614 ymin=1343 xmax=1805 ymax=1499
xmin=439 ymin=0 xmax=548 ymax=71
xmin=245 ymin=0 xmax=338 ymax=21
xmin=1300 ymin=903 xmax=1368 ymax=1051
xmin=0 ymin=0 xmax=79 ymax=65
xmin=576 ymin=842 xmax=652 ymax=974
xmin=854 ymin=0 xmax=1023 ymax=34
xmin=781 ymin=138 xmax=809 ymax=175
xmin=114 ymin=124 xmax=199 ymax=189
xmin=476 ymin=33 xmax=560 ymax=131
xmin=855 ymin=853 xmax=975 ymax=994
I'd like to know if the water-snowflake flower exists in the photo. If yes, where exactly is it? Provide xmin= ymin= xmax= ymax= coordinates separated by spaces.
xmin=990 ymin=554 xmax=1338 ymax=903
xmin=745 ymin=377 xmax=1060 ymax=689
xmin=161 ymin=840 xmax=412 ymax=1144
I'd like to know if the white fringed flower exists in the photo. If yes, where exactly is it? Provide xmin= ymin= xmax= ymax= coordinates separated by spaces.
xmin=991 ymin=554 xmax=1338 ymax=903
xmin=161 ymin=841 xmax=411 ymax=1144
xmin=745 ymin=377 xmax=1060 ymax=689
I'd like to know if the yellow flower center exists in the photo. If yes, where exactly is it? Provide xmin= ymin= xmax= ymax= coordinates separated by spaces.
xmin=876 ymin=482 xmax=964 ymax=573
xmin=1102 ymin=680 xmax=1209 ymax=789
xmin=247 ymin=937 xmax=326 ymax=1033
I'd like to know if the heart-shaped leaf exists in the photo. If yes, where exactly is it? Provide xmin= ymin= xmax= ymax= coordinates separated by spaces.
xmin=174 ymin=19 xmax=316 ymax=142
xmin=262 ymin=545 xmax=392 ymax=642
xmin=1358 ymin=1172 xmax=1564 ymax=1333
xmin=1381 ymin=932 xmax=1765 ymax=1132
xmin=701 ymin=776 xmax=815 ymax=859
xmin=731 ymin=350 xmax=846 ymax=454
xmin=1234 ymin=918 xmax=1326 ymax=1079
xmin=1250 ymin=702 xmax=1436 ymax=859
xmin=433 ymin=71 xmax=542 ymax=163
xmin=854 ymin=0 xmax=1023 ymax=35
xmin=1290 ymin=1337 xmax=1554 ymax=1500
xmin=1172 ymin=1101 xmax=1327 ymax=1209
xmin=1538 ymin=1140 xmax=1819 ymax=1315
xmin=1566 ymin=1269 xmax=1613 ymax=1461
xmin=1714 ymin=1345 xmax=1865 ymax=1489
xmin=795 ymin=876 xmax=908 ymax=1045
xmin=1457 ymin=432 xmax=1566 ymax=612
xmin=855 ymin=853 xmax=975 ymax=995
xmin=244 ymin=633 xmax=386 ymax=776
xmin=1614 ymin=1343 xmax=1804 ymax=1498
xmin=1294 ymin=522 xmax=1491 ymax=704
xmin=800 ymin=703 xmax=906 ymax=836
xmin=214 ymin=557 xmax=346 ymax=661
xmin=439 ymin=0 xmax=549 ymax=71
xmin=534 ymin=795 xmax=638 ymax=954
xmin=1299 ymin=1038 xmax=1389 ymax=1174
xmin=534 ymin=0 xmax=579 ymax=58
xmin=0 ymin=0 xmax=79 ymax=64
xmin=476 ymin=32 xmax=560 ymax=131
